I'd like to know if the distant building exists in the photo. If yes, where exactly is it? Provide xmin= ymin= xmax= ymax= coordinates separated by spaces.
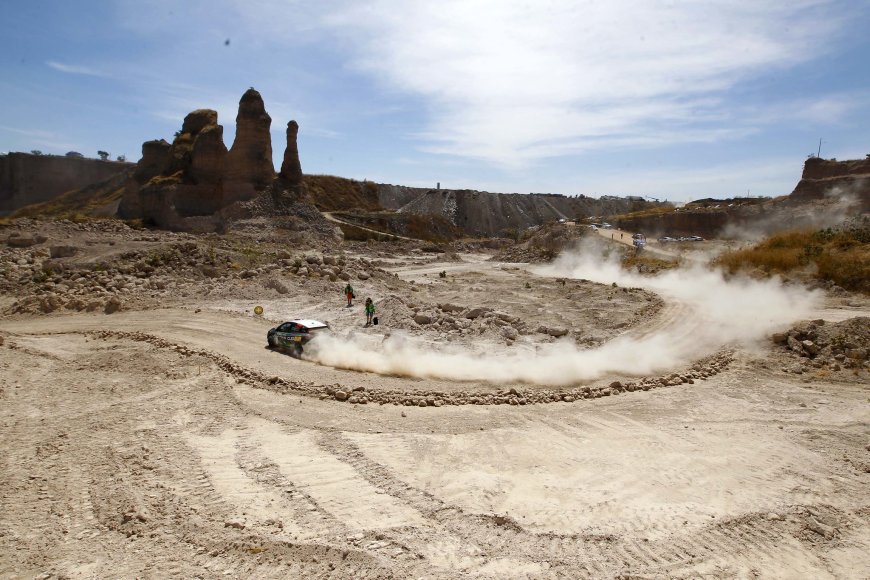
xmin=65 ymin=151 xmax=84 ymax=158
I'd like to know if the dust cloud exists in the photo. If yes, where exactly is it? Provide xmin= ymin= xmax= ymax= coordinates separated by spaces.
xmin=722 ymin=184 xmax=863 ymax=240
xmin=307 ymin=244 xmax=821 ymax=386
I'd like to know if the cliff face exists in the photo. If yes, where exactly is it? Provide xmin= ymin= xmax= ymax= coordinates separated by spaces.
xmin=390 ymin=187 xmax=658 ymax=236
xmin=615 ymin=210 xmax=733 ymax=238
xmin=0 ymin=153 xmax=131 ymax=215
xmin=789 ymin=157 xmax=870 ymax=210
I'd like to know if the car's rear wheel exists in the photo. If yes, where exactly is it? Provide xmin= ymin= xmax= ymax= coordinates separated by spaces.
xmin=292 ymin=343 xmax=303 ymax=357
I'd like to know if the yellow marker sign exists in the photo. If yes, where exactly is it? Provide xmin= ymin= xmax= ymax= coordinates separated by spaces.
xmin=254 ymin=305 xmax=264 ymax=316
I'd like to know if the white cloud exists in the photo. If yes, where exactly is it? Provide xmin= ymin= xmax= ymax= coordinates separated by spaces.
xmin=105 ymin=0 xmax=860 ymax=183
xmin=46 ymin=61 xmax=111 ymax=78
xmin=317 ymin=0 xmax=844 ymax=166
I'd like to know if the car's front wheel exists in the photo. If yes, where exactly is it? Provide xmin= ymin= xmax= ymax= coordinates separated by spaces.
xmin=267 ymin=335 xmax=278 ymax=348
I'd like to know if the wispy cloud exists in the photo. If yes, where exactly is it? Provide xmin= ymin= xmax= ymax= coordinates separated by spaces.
xmin=0 ymin=124 xmax=79 ymax=151
xmin=46 ymin=60 xmax=111 ymax=78
xmin=317 ymin=0 xmax=845 ymax=166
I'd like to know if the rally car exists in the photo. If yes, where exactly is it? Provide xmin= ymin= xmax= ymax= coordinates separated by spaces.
xmin=267 ymin=319 xmax=330 ymax=356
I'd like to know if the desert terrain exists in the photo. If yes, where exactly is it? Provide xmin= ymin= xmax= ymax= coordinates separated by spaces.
xmin=1 ymin=218 xmax=869 ymax=579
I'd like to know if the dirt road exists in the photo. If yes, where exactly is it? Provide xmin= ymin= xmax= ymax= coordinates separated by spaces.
xmin=2 ymin=270 xmax=869 ymax=578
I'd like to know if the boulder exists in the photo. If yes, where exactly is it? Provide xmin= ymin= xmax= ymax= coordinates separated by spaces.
xmin=465 ymin=307 xmax=491 ymax=319
xmin=771 ymin=332 xmax=788 ymax=344
xmin=846 ymin=348 xmax=867 ymax=360
xmin=414 ymin=313 xmax=434 ymax=325
xmin=801 ymin=340 xmax=820 ymax=356
xmin=49 ymin=245 xmax=78 ymax=258
xmin=787 ymin=335 xmax=806 ymax=355
xmin=6 ymin=234 xmax=45 ymax=247
xmin=104 ymin=297 xmax=122 ymax=314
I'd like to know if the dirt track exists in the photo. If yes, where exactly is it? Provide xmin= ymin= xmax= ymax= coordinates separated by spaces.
xmin=1 ymin=226 xmax=869 ymax=578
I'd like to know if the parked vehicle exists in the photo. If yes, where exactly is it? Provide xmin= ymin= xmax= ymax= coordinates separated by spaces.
xmin=267 ymin=319 xmax=331 ymax=356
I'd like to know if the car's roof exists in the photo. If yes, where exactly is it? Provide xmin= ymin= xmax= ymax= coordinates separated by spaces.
xmin=289 ymin=319 xmax=329 ymax=329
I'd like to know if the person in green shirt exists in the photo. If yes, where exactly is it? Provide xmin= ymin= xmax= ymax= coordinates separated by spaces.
xmin=364 ymin=297 xmax=375 ymax=326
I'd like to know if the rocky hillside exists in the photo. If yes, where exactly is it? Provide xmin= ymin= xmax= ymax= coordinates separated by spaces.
xmin=305 ymin=175 xmax=381 ymax=212
xmin=0 ymin=153 xmax=131 ymax=215
xmin=386 ymin=187 xmax=660 ymax=237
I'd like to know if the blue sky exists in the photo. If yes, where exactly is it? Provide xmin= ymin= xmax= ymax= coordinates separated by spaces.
xmin=1 ymin=0 xmax=869 ymax=202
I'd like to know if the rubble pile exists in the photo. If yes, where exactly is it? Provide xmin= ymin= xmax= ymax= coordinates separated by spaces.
xmin=773 ymin=317 xmax=870 ymax=373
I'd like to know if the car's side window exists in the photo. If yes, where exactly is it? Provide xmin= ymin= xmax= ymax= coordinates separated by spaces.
xmin=278 ymin=323 xmax=292 ymax=332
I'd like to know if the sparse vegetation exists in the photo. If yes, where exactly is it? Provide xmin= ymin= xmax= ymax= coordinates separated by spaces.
xmin=304 ymin=174 xmax=381 ymax=212
xmin=715 ymin=220 xmax=870 ymax=292
xmin=621 ymin=253 xmax=681 ymax=273
xmin=608 ymin=205 xmax=676 ymax=221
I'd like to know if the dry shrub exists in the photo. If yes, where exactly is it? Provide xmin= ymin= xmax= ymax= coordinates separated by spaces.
xmin=717 ymin=246 xmax=804 ymax=273
xmin=622 ymin=254 xmax=680 ymax=272
xmin=816 ymin=248 xmax=870 ymax=292
xmin=716 ymin=223 xmax=870 ymax=292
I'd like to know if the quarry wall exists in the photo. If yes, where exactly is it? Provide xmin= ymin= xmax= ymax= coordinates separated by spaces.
xmin=0 ymin=153 xmax=131 ymax=215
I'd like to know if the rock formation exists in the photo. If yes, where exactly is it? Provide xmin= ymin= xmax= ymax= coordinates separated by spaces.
xmin=117 ymin=139 xmax=170 ymax=219
xmin=224 ymin=89 xmax=274 ymax=203
xmin=118 ymin=88 xmax=305 ymax=231
xmin=279 ymin=120 xmax=303 ymax=187
xmin=789 ymin=156 xmax=870 ymax=211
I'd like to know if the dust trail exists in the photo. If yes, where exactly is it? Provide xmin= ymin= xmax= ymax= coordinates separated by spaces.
xmin=307 ymin=245 xmax=821 ymax=386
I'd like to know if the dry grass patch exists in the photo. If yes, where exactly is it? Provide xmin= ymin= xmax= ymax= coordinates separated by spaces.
xmin=715 ymin=221 xmax=870 ymax=292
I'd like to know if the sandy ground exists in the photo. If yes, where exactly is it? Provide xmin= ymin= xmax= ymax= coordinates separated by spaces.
xmin=1 ymin=223 xmax=869 ymax=579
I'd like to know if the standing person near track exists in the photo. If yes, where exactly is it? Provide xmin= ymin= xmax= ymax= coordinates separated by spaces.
xmin=364 ymin=297 xmax=375 ymax=326
xmin=344 ymin=283 xmax=355 ymax=307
